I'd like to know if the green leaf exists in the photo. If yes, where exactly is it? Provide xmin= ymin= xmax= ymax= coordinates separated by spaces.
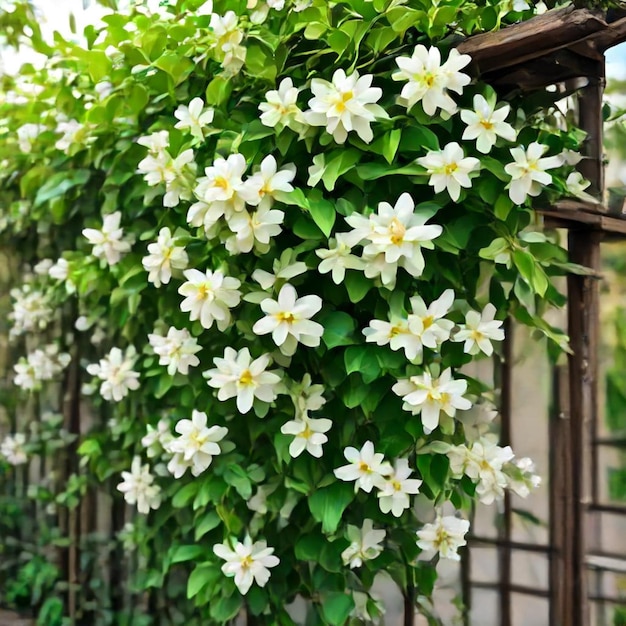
xmin=321 ymin=150 xmax=361 ymax=192
xmin=172 ymin=482 xmax=199 ymax=508
xmin=34 ymin=170 xmax=90 ymax=207
xmin=320 ymin=592 xmax=355 ymax=625
xmin=170 ymin=544 xmax=205 ymax=564
xmin=356 ymin=162 xmax=426 ymax=180
xmin=308 ymin=193 xmax=336 ymax=237
xmin=205 ymin=76 xmax=233 ymax=106
xmin=224 ymin=465 xmax=253 ymax=500
xmin=344 ymin=272 xmax=371 ymax=303
xmin=194 ymin=511 xmax=221 ymax=541
xmin=210 ymin=595 xmax=243 ymax=621
xmin=382 ymin=129 xmax=402 ymax=164
xmin=295 ymin=534 xmax=326 ymax=561
xmin=187 ymin=564 xmax=220 ymax=599
xmin=308 ymin=482 xmax=354 ymax=534
xmin=344 ymin=346 xmax=381 ymax=384
xmin=321 ymin=311 xmax=357 ymax=349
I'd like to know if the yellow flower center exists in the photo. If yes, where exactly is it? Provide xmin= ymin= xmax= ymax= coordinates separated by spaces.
xmin=191 ymin=430 xmax=208 ymax=446
xmin=389 ymin=217 xmax=406 ymax=245
xmin=300 ymin=424 xmax=313 ymax=439
xmin=444 ymin=163 xmax=458 ymax=175
xmin=358 ymin=461 xmax=371 ymax=473
xmin=389 ymin=325 xmax=403 ymax=337
xmin=422 ymin=315 xmax=434 ymax=329
xmin=480 ymin=119 xmax=494 ymax=130
xmin=470 ymin=329 xmax=484 ymax=341
xmin=214 ymin=176 xmax=229 ymax=190
xmin=277 ymin=311 xmax=295 ymax=323
xmin=240 ymin=555 xmax=253 ymax=570
xmin=197 ymin=284 xmax=211 ymax=300
xmin=335 ymin=90 xmax=353 ymax=113
xmin=238 ymin=369 xmax=254 ymax=386
xmin=392 ymin=479 xmax=402 ymax=492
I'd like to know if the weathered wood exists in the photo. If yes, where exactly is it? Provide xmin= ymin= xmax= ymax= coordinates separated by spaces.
xmin=457 ymin=7 xmax=607 ymax=74
xmin=540 ymin=209 xmax=626 ymax=236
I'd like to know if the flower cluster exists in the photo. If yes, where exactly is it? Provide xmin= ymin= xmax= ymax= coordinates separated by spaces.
xmin=13 ymin=344 xmax=71 ymax=391
xmin=334 ymin=441 xmax=422 ymax=517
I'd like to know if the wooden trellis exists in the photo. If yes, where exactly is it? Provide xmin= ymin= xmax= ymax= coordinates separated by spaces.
xmin=458 ymin=7 xmax=626 ymax=626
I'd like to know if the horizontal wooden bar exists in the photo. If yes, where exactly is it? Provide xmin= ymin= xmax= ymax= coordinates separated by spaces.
xmin=469 ymin=536 xmax=554 ymax=554
xmin=470 ymin=581 xmax=551 ymax=598
xmin=457 ymin=7 xmax=607 ymax=75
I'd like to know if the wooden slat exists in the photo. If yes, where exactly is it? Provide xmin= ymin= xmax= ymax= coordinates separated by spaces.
xmin=457 ymin=7 xmax=607 ymax=74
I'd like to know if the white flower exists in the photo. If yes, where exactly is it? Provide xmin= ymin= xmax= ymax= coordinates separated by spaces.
xmin=250 ymin=250 xmax=307 ymax=291
xmin=341 ymin=519 xmax=386 ymax=568
xmin=281 ymin=416 xmax=332 ymax=458
xmin=448 ymin=439 xmax=514 ymax=504
xmin=117 ymin=457 xmax=162 ymax=514
xmin=304 ymin=69 xmax=388 ymax=144
xmin=9 ymin=286 xmax=51 ymax=337
xmin=377 ymin=458 xmax=422 ymax=517
xmin=213 ymin=537 xmax=279 ymax=595
xmin=49 ymin=258 xmax=69 ymax=281
xmin=0 ymin=433 xmax=28 ymax=466
xmin=226 ymin=204 xmax=285 ymax=254
xmin=392 ymin=45 xmax=471 ymax=115
xmin=504 ymin=142 xmax=562 ymax=204
xmin=239 ymin=155 xmax=295 ymax=208
xmin=460 ymin=94 xmax=516 ymax=153
xmin=163 ymin=149 xmax=197 ymax=208
xmin=416 ymin=515 xmax=470 ymax=561
xmin=347 ymin=192 xmax=443 ymax=285
xmin=137 ymin=151 xmax=172 ymax=186
xmin=334 ymin=440 xmax=392 ymax=493
xmin=141 ymin=419 xmax=174 ymax=459
xmin=392 ymin=368 xmax=472 ymax=434
xmin=566 ymin=172 xmax=595 ymax=202
xmin=165 ymin=410 xmax=228 ymax=478
xmin=259 ymin=77 xmax=305 ymax=130
xmin=204 ymin=347 xmax=282 ymax=413
xmin=506 ymin=456 xmax=542 ymax=498
xmin=174 ymin=97 xmax=215 ymax=142
xmin=13 ymin=345 xmax=70 ymax=391
xmin=17 ymin=123 xmax=43 ymax=153
xmin=408 ymin=290 xmax=455 ymax=349
xmin=55 ymin=119 xmax=92 ymax=153
xmin=417 ymin=142 xmax=480 ymax=202
xmin=316 ymin=234 xmax=365 ymax=284
xmin=289 ymin=373 xmax=326 ymax=418
xmin=148 ymin=327 xmax=201 ymax=376
xmin=142 ymin=227 xmax=189 ymax=287
xmin=453 ymin=303 xmax=505 ymax=356
xmin=137 ymin=130 xmax=169 ymax=154
xmin=86 ymin=347 xmax=140 ymax=402
xmin=193 ymin=153 xmax=247 ymax=217
xmin=83 ymin=211 xmax=132 ymax=266
xmin=178 ymin=268 xmax=241 ymax=330
xmin=34 ymin=259 xmax=53 ymax=275
xmin=209 ymin=11 xmax=246 ymax=74
xmin=252 ymin=283 xmax=323 ymax=356
xmin=363 ymin=315 xmax=424 ymax=362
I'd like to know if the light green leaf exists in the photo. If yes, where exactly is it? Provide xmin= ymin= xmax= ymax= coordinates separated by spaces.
xmin=308 ymin=482 xmax=354 ymax=533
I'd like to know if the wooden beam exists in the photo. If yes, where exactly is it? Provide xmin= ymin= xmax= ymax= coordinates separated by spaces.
xmin=457 ymin=7 xmax=607 ymax=75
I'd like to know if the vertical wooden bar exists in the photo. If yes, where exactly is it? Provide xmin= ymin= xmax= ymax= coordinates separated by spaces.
xmin=550 ymin=366 xmax=571 ymax=626
xmin=498 ymin=321 xmax=513 ymax=626
xmin=577 ymin=64 xmax=605 ymax=202
xmin=566 ymin=228 xmax=601 ymax=626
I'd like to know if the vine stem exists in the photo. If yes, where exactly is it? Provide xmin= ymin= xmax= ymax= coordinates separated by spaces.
xmin=403 ymin=581 xmax=416 ymax=626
